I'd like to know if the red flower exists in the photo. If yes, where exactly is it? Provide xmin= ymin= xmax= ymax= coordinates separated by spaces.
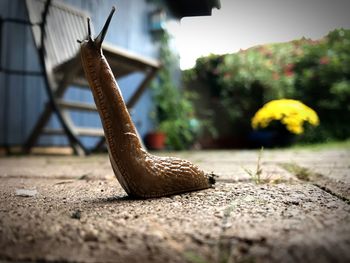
xmin=284 ymin=64 xmax=294 ymax=77
xmin=319 ymin=56 xmax=330 ymax=65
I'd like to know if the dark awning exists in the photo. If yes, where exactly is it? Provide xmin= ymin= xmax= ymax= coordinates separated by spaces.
xmin=164 ymin=0 xmax=221 ymax=18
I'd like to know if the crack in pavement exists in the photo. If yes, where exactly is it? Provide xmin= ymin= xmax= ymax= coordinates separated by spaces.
xmin=279 ymin=162 xmax=350 ymax=205
xmin=313 ymin=183 xmax=350 ymax=205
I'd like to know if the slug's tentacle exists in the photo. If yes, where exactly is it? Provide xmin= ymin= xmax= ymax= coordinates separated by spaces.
xmin=87 ymin=18 xmax=92 ymax=39
xmin=79 ymin=7 xmax=215 ymax=198
xmin=95 ymin=7 xmax=115 ymax=47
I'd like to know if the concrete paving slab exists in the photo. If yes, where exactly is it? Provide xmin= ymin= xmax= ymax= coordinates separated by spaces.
xmin=278 ymin=149 xmax=350 ymax=201
xmin=158 ymin=150 xmax=299 ymax=182
xmin=0 ymin=180 xmax=349 ymax=262
xmin=0 ymin=149 xmax=349 ymax=263
xmin=0 ymin=155 xmax=114 ymax=180
xmin=160 ymin=149 xmax=350 ymax=199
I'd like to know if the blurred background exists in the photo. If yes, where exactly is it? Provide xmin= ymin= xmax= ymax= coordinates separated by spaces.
xmin=0 ymin=0 xmax=349 ymax=155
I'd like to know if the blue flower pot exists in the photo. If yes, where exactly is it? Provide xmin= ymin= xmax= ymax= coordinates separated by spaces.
xmin=249 ymin=130 xmax=295 ymax=148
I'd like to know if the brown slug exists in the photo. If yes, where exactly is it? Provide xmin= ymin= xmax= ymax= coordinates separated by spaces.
xmin=79 ymin=7 xmax=215 ymax=198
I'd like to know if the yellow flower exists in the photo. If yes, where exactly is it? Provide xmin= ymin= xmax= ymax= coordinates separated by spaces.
xmin=251 ymin=99 xmax=319 ymax=134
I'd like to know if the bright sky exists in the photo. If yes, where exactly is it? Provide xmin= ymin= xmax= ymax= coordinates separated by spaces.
xmin=167 ymin=0 xmax=350 ymax=70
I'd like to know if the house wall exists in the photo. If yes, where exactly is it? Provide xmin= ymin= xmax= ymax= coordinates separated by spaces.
xmin=0 ymin=0 xmax=160 ymax=148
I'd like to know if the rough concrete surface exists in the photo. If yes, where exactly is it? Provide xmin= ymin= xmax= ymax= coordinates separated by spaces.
xmin=0 ymin=148 xmax=349 ymax=263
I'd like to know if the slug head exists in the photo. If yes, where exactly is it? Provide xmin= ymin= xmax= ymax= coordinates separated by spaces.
xmin=78 ymin=6 xmax=116 ymax=50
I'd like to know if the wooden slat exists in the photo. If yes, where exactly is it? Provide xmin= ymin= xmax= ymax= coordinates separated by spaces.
xmin=127 ymin=68 xmax=159 ymax=109
xmin=71 ymin=77 xmax=89 ymax=87
xmin=56 ymin=99 xmax=97 ymax=111
xmin=43 ymin=127 xmax=104 ymax=137
xmin=42 ymin=128 xmax=66 ymax=135
xmin=102 ymin=43 xmax=160 ymax=71
xmin=75 ymin=127 xmax=104 ymax=137
xmin=54 ymin=46 xmax=160 ymax=82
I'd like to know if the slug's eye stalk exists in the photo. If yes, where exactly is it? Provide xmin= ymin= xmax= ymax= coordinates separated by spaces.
xmin=77 ymin=17 xmax=93 ymax=43
xmin=87 ymin=17 xmax=92 ymax=41
xmin=78 ymin=7 xmax=115 ymax=46
xmin=95 ymin=6 xmax=116 ymax=47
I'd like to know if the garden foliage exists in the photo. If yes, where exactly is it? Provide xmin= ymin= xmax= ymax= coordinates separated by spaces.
xmin=151 ymin=33 xmax=200 ymax=150
xmin=185 ymin=29 xmax=350 ymax=142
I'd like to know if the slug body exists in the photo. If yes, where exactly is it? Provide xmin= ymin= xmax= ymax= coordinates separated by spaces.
xmin=79 ymin=8 xmax=214 ymax=198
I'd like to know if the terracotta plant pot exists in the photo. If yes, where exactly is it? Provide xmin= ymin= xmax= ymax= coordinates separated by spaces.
xmin=145 ymin=132 xmax=166 ymax=150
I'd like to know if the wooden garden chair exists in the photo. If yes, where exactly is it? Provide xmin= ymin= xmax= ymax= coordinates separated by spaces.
xmin=24 ymin=0 xmax=159 ymax=155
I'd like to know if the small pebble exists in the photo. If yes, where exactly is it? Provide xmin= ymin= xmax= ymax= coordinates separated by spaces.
xmin=15 ymin=189 xmax=38 ymax=197
xmin=71 ymin=210 xmax=81 ymax=220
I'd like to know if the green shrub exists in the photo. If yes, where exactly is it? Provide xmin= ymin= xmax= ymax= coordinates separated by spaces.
xmin=294 ymin=29 xmax=350 ymax=141
xmin=151 ymin=33 xmax=202 ymax=150
xmin=185 ymin=28 xmax=350 ymax=143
